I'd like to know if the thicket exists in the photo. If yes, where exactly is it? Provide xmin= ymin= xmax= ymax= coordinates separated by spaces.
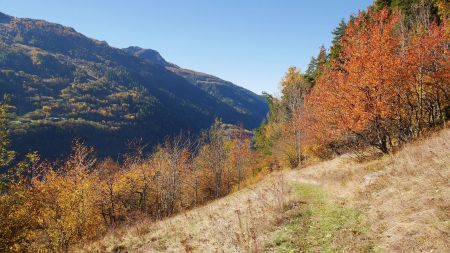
xmin=0 ymin=115 xmax=267 ymax=252
xmin=255 ymin=0 xmax=449 ymax=167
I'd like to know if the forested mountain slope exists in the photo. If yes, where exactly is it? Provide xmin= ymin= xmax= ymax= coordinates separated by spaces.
xmin=0 ymin=12 xmax=267 ymax=158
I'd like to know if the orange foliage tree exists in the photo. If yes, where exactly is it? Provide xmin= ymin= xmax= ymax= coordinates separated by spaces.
xmin=304 ymin=8 xmax=448 ymax=154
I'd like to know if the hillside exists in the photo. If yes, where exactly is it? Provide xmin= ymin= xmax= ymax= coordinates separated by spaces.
xmin=80 ymin=129 xmax=450 ymax=252
xmin=0 ymin=12 xmax=267 ymax=159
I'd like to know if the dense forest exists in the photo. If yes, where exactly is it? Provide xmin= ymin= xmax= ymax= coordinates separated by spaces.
xmin=0 ymin=12 xmax=268 ymax=159
xmin=0 ymin=0 xmax=448 ymax=252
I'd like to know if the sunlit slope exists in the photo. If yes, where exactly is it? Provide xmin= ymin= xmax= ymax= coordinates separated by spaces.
xmin=81 ymin=129 xmax=449 ymax=252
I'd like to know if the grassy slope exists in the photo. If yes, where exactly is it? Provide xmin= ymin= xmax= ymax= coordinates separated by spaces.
xmin=293 ymin=128 xmax=450 ymax=252
xmin=80 ymin=129 xmax=449 ymax=252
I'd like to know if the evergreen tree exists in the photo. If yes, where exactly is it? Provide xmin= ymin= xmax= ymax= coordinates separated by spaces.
xmin=305 ymin=56 xmax=318 ymax=86
xmin=305 ymin=46 xmax=327 ymax=87
xmin=0 ymin=100 xmax=14 ymax=169
xmin=329 ymin=19 xmax=347 ymax=64
xmin=375 ymin=0 xmax=442 ymax=25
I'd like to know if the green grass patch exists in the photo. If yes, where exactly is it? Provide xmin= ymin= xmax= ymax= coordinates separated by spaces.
xmin=265 ymin=183 xmax=376 ymax=253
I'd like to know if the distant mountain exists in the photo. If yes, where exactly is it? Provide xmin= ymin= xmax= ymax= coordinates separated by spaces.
xmin=123 ymin=47 xmax=268 ymax=126
xmin=0 ymin=12 xmax=268 ymax=159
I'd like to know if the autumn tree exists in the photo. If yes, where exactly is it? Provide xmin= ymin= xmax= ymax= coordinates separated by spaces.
xmin=195 ymin=119 xmax=228 ymax=198
xmin=95 ymin=158 xmax=123 ymax=226
xmin=225 ymin=125 xmax=252 ymax=190
xmin=405 ymin=21 xmax=449 ymax=134
xmin=302 ymin=3 xmax=448 ymax=156
xmin=279 ymin=67 xmax=310 ymax=166
xmin=31 ymin=141 xmax=103 ymax=252
xmin=306 ymin=9 xmax=404 ymax=153
xmin=156 ymin=135 xmax=193 ymax=216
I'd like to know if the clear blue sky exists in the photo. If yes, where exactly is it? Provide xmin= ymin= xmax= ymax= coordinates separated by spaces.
xmin=0 ymin=0 xmax=373 ymax=94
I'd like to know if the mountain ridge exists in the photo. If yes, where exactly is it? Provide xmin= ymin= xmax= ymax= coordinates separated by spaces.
xmin=123 ymin=46 xmax=268 ymax=124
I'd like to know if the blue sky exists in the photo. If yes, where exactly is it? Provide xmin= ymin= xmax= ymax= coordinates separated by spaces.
xmin=0 ymin=0 xmax=373 ymax=94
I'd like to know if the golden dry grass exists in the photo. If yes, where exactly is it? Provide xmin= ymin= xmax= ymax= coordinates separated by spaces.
xmin=79 ymin=129 xmax=449 ymax=253
xmin=78 ymin=173 xmax=289 ymax=253
xmin=293 ymin=128 xmax=450 ymax=252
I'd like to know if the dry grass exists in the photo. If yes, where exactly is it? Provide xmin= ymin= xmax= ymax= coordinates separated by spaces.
xmin=79 ymin=129 xmax=449 ymax=252
xmin=291 ymin=128 xmax=450 ymax=252
xmin=77 ymin=173 xmax=289 ymax=253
